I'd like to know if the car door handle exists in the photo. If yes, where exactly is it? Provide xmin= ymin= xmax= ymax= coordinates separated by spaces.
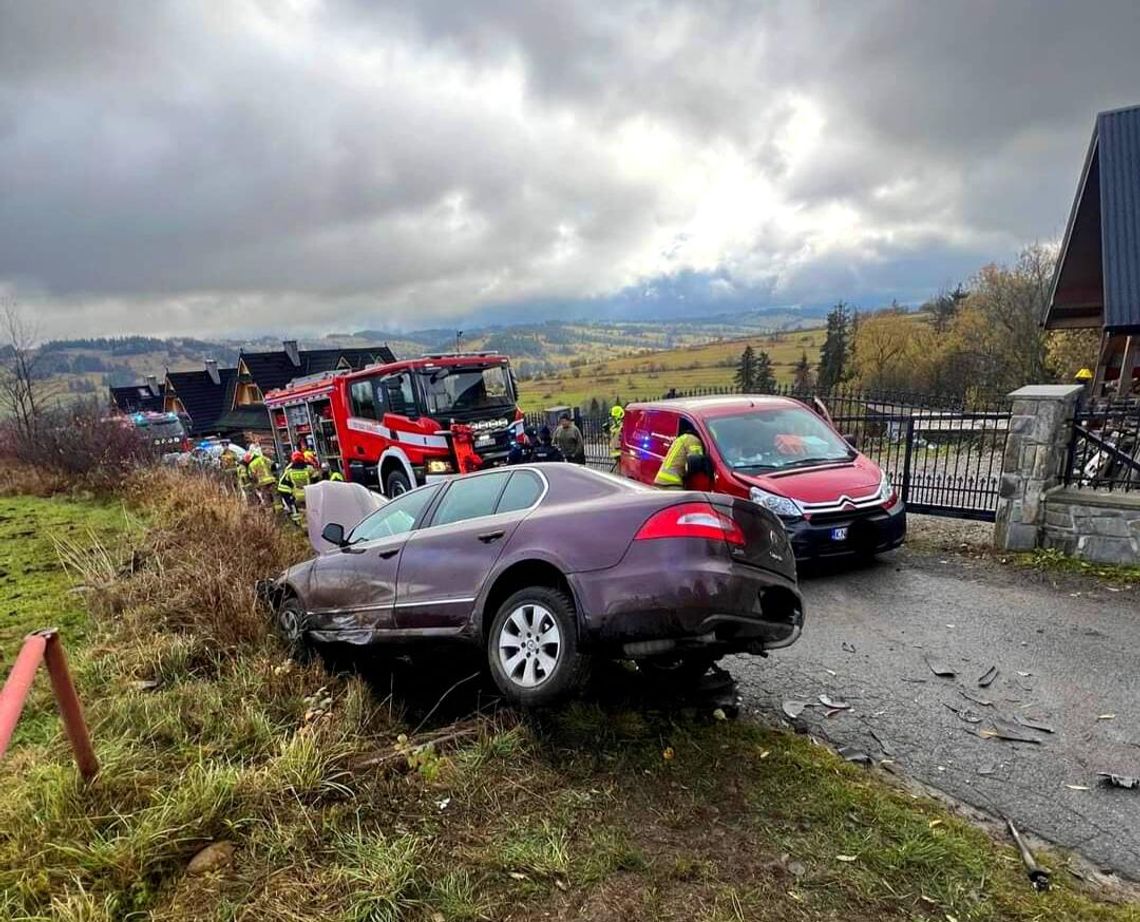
xmin=378 ymin=548 xmax=400 ymax=559
xmin=477 ymin=530 xmax=505 ymax=543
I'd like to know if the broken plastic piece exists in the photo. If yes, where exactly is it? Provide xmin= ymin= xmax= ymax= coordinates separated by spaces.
xmin=1013 ymin=714 xmax=1055 ymax=734
xmin=943 ymin=703 xmax=983 ymax=724
xmin=836 ymin=746 xmax=871 ymax=765
xmin=959 ymin=689 xmax=993 ymax=707
xmin=981 ymin=721 xmax=1043 ymax=744
xmin=977 ymin=665 xmax=999 ymax=687
xmin=925 ymin=657 xmax=956 ymax=678
xmin=818 ymin=694 xmax=850 ymax=709
xmin=782 ymin=700 xmax=808 ymax=720
xmin=841 ymin=642 xmax=856 ymax=653
xmin=1098 ymin=773 xmax=1140 ymax=789
xmin=869 ymin=728 xmax=895 ymax=757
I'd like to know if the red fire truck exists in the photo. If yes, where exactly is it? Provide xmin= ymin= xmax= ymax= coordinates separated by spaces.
xmin=264 ymin=352 xmax=524 ymax=496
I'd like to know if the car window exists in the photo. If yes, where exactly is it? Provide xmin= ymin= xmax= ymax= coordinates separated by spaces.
xmin=431 ymin=471 xmax=510 ymax=527
xmin=706 ymin=407 xmax=853 ymax=472
xmin=496 ymin=471 xmax=544 ymax=514
xmin=348 ymin=484 xmax=440 ymax=543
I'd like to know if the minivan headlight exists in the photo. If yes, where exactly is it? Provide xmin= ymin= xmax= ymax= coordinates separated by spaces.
xmin=878 ymin=472 xmax=895 ymax=502
xmin=749 ymin=486 xmax=803 ymax=519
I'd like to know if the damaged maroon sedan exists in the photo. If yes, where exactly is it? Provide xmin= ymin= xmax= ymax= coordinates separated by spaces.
xmin=267 ymin=465 xmax=803 ymax=705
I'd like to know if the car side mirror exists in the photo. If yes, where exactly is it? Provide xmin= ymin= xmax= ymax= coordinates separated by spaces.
xmin=321 ymin=522 xmax=347 ymax=547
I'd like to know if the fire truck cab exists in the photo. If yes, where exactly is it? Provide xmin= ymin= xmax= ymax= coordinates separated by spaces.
xmin=264 ymin=352 xmax=522 ymax=496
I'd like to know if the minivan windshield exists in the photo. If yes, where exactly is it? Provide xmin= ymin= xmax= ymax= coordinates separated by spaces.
xmin=419 ymin=365 xmax=515 ymax=416
xmin=706 ymin=406 xmax=854 ymax=472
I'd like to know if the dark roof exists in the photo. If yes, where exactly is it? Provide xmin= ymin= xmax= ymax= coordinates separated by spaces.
xmin=1047 ymin=104 xmax=1140 ymax=333
xmin=214 ymin=405 xmax=272 ymax=433
xmin=166 ymin=367 xmax=237 ymax=436
xmin=240 ymin=346 xmax=396 ymax=394
xmin=110 ymin=384 xmax=164 ymax=414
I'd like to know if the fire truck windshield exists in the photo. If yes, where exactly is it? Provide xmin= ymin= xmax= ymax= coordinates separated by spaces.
xmin=420 ymin=365 xmax=515 ymax=417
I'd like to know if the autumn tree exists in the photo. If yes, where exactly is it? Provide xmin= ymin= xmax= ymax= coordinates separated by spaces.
xmin=851 ymin=310 xmax=935 ymax=391
xmin=0 ymin=300 xmax=61 ymax=443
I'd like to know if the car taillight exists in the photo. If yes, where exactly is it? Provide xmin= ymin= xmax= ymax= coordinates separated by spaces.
xmin=635 ymin=502 xmax=745 ymax=546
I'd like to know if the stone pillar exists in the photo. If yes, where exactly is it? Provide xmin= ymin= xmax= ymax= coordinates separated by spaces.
xmin=994 ymin=384 xmax=1085 ymax=551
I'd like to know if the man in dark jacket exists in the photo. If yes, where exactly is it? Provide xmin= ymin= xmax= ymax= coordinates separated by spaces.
xmin=531 ymin=426 xmax=563 ymax=462
xmin=551 ymin=414 xmax=586 ymax=464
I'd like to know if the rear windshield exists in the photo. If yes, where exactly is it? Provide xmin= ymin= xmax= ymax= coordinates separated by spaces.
xmin=706 ymin=406 xmax=853 ymax=472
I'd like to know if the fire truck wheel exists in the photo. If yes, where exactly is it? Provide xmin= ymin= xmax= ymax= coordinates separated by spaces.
xmin=384 ymin=468 xmax=412 ymax=497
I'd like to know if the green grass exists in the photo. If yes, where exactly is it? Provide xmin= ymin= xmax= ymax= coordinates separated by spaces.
xmin=1 ymin=483 xmax=1137 ymax=921
xmin=1020 ymin=547 xmax=1140 ymax=587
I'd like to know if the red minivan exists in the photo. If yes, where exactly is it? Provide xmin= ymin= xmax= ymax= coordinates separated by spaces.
xmin=620 ymin=396 xmax=905 ymax=560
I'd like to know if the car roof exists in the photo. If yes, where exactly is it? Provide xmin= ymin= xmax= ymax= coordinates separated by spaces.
xmin=628 ymin=395 xmax=805 ymax=418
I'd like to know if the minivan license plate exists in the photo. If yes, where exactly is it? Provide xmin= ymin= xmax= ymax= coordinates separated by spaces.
xmin=476 ymin=435 xmax=494 ymax=447
xmin=830 ymin=527 xmax=849 ymax=542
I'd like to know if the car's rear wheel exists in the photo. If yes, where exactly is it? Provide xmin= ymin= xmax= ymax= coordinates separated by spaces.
xmin=487 ymin=587 xmax=588 ymax=706
xmin=275 ymin=597 xmax=314 ymax=661
xmin=638 ymin=652 xmax=720 ymax=685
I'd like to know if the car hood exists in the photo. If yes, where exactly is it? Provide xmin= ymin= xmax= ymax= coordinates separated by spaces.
xmin=733 ymin=455 xmax=882 ymax=504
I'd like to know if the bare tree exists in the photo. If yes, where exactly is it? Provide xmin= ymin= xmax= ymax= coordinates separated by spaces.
xmin=0 ymin=298 xmax=61 ymax=443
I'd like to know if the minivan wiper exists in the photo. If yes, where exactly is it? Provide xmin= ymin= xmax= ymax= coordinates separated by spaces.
xmin=770 ymin=455 xmax=853 ymax=471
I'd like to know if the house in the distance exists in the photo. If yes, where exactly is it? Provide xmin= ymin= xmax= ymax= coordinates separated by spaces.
xmin=109 ymin=375 xmax=164 ymax=414
xmin=163 ymin=360 xmax=239 ymax=439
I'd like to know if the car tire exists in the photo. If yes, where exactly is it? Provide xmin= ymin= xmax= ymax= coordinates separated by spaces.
xmin=638 ymin=653 xmax=719 ymax=685
xmin=385 ymin=468 xmax=412 ymax=498
xmin=487 ymin=587 xmax=589 ymax=706
xmin=275 ymin=596 xmax=314 ymax=662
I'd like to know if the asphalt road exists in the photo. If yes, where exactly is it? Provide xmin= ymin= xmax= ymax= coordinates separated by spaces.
xmin=731 ymin=549 xmax=1140 ymax=880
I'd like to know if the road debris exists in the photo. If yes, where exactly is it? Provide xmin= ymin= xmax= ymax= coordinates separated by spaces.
xmin=841 ymin=642 xmax=856 ymax=653
xmin=129 ymin=678 xmax=161 ymax=691
xmin=978 ymin=763 xmax=997 ymax=775
xmin=824 ymin=708 xmax=847 ymax=718
xmin=835 ymin=854 xmax=857 ymax=862
xmin=943 ymin=703 xmax=983 ymax=724
xmin=837 ymin=746 xmax=871 ymax=765
xmin=977 ymin=665 xmax=999 ymax=687
xmin=782 ymin=700 xmax=809 ymax=720
xmin=1065 ymin=784 xmax=1090 ymax=791
xmin=1017 ymin=671 xmax=1033 ymax=678
xmin=187 ymin=841 xmax=236 ymax=875
xmin=869 ymin=728 xmax=895 ymax=757
xmin=819 ymin=694 xmax=851 ymax=709
xmin=925 ymin=657 xmax=957 ymax=678
xmin=977 ymin=721 xmax=1043 ymax=744
xmin=1097 ymin=714 xmax=1116 ymax=721
xmin=1098 ymin=773 xmax=1140 ymax=789
xmin=1013 ymin=714 xmax=1056 ymax=734
xmin=1006 ymin=817 xmax=1051 ymax=892
xmin=959 ymin=689 xmax=993 ymax=707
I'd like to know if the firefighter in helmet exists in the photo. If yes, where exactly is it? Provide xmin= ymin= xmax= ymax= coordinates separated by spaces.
xmin=236 ymin=451 xmax=253 ymax=500
xmin=654 ymin=426 xmax=705 ymax=489
xmin=277 ymin=450 xmax=313 ymax=523
xmin=606 ymin=404 xmax=625 ymax=466
xmin=248 ymin=449 xmax=276 ymax=506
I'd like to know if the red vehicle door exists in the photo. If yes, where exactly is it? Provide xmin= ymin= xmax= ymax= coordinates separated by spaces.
xmin=621 ymin=409 xmax=677 ymax=484
xmin=393 ymin=470 xmax=543 ymax=629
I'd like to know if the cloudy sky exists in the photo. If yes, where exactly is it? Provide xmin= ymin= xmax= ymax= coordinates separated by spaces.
xmin=2 ymin=0 xmax=1139 ymax=339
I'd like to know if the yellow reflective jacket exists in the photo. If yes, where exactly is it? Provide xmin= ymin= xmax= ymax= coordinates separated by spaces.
xmin=654 ymin=433 xmax=704 ymax=487
xmin=278 ymin=464 xmax=312 ymax=498
xmin=248 ymin=454 xmax=275 ymax=486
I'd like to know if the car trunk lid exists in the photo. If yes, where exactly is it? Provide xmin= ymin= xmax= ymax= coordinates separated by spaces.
xmin=707 ymin=494 xmax=797 ymax=580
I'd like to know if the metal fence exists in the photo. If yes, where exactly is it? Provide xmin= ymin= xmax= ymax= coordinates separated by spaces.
xmin=1066 ymin=399 xmax=1140 ymax=492
xmin=523 ymin=384 xmax=1013 ymax=520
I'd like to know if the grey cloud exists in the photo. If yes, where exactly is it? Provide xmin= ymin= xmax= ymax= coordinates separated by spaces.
xmin=0 ymin=0 xmax=1138 ymax=337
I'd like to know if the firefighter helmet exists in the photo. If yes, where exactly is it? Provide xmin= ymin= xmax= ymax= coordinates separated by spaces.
xmin=291 ymin=450 xmax=305 ymax=463
xmin=610 ymin=405 xmax=625 ymax=420
xmin=1075 ymin=367 xmax=1093 ymax=382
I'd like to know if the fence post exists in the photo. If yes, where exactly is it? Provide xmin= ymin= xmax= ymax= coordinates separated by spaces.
xmin=41 ymin=631 xmax=99 ymax=782
xmin=900 ymin=418 xmax=915 ymax=506
xmin=994 ymin=385 xmax=1084 ymax=551
xmin=0 ymin=632 xmax=48 ymax=761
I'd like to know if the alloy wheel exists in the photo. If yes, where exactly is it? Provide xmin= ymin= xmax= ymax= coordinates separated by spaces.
xmin=497 ymin=603 xmax=561 ymax=689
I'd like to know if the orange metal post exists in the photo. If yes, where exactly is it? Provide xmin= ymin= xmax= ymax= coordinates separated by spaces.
xmin=0 ymin=632 xmax=48 ymax=762
xmin=40 ymin=631 xmax=99 ymax=782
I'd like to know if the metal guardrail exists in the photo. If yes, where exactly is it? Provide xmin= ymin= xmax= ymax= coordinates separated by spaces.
xmin=0 ymin=630 xmax=98 ymax=782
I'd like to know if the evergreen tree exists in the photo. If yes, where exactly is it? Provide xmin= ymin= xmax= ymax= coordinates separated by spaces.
xmin=818 ymin=301 xmax=853 ymax=388
xmin=588 ymin=397 xmax=601 ymax=416
xmin=753 ymin=350 xmax=776 ymax=392
xmin=734 ymin=345 xmax=756 ymax=392
xmin=793 ymin=351 xmax=813 ymax=391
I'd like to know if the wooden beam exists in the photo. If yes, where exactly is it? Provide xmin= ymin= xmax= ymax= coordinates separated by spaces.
xmin=1119 ymin=336 xmax=1137 ymax=398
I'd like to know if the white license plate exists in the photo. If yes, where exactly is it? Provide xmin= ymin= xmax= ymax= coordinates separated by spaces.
xmin=476 ymin=435 xmax=494 ymax=447
xmin=830 ymin=527 xmax=849 ymax=542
